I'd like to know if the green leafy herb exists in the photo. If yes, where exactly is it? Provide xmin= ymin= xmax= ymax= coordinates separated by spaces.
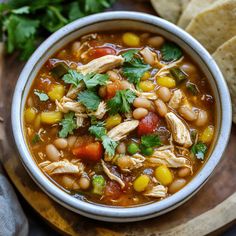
xmin=78 ymin=90 xmax=101 ymax=111
xmin=122 ymin=50 xmax=151 ymax=84
xmin=186 ymin=82 xmax=199 ymax=95
xmin=59 ymin=112 xmax=77 ymax=138
xmin=191 ymin=142 xmax=208 ymax=160
xmin=32 ymin=133 xmax=41 ymax=144
xmin=62 ymin=69 xmax=83 ymax=87
xmin=141 ymin=134 xmax=161 ymax=148
xmin=107 ymin=89 xmax=136 ymax=115
xmin=1 ymin=0 xmax=115 ymax=60
xmin=89 ymin=121 xmax=118 ymax=156
xmin=170 ymin=67 xmax=187 ymax=84
xmin=161 ymin=42 xmax=183 ymax=62
xmin=34 ymin=90 xmax=49 ymax=101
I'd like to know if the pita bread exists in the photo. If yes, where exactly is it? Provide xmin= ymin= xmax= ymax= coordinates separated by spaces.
xmin=177 ymin=0 xmax=219 ymax=28
xmin=186 ymin=0 xmax=236 ymax=53
xmin=151 ymin=0 xmax=190 ymax=23
xmin=212 ymin=36 xmax=236 ymax=123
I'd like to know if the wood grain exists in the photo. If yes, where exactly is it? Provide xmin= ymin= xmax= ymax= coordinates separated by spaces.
xmin=0 ymin=1 xmax=236 ymax=235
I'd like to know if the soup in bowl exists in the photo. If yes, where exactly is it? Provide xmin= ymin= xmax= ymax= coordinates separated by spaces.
xmin=12 ymin=12 xmax=231 ymax=222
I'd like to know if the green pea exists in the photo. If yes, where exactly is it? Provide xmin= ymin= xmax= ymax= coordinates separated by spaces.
xmin=141 ymin=147 xmax=154 ymax=156
xmin=127 ymin=142 xmax=139 ymax=155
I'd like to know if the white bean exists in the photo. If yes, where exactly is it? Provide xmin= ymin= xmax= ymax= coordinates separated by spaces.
xmin=154 ymin=99 xmax=167 ymax=117
xmin=54 ymin=138 xmax=68 ymax=149
xmin=195 ymin=110 xmax=208 ymax=126
xmin=133 ymin=97 xmax=152 ymax=110
xmin=169 ymin=179 xmax=187 ymax=194
xmin=178 ymin=106 xmax=197 ymax=121
xmin=147 ymin=36 xmax=165 ymax=48
xmin=67 ymin=136 xmax=77 ymax=148
xmin=45 ymin=144 xmax=60 ymax=162
xmin=62 ymin=176 xmax=79 ymax=190
xmin=133 ymin=108 xmax=149 ymax=120
xmin=79 ymin=177 xmax=90 ymax=190
xmin=178 ymin=167 xmax=191 ymax=178
xmin=157 ymin=87 xmax=171 ymax=102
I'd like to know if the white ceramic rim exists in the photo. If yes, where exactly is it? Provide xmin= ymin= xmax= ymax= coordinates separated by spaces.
xmin=11 ymin=11 xmax=232 ymax=222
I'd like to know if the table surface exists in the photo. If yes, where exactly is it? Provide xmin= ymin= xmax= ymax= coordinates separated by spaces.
xmin=1 ymin=0 xmax=236 ymax=235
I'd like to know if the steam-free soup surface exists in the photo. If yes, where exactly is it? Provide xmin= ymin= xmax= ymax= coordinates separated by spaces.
xmin=24 ymin=32 xmax=215 ymax=206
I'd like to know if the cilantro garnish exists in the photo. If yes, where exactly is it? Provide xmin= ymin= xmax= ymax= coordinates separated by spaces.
xmin=32 ymin=133 xmax=41 ymax=144
xmin=141 ymin=134 xmax=162 ymax=148
xmin=78 ymin=90 xmax=101 ymax=111
xmin=121 ymin=50 xmax=151 ymax=84
xmin=186 ymin=82 xmax=200 ymax=95
xmin=62 ymin=70 xmax=108 ymax=89
xmin=0 ymin=0 xmax=115 ymax=60
xmin=161 ymin=42 xmax=183 ymax=62
xmin=59 ymin=112 xmax=77 ymax=138
xmin=191 ymin=142 xmax=208 ymax=160
xmin=107 ymin=89 xmax=136 ymax=115
xmin=89 ymin=122 xmax=118 ymax=156
xmin=34 ymin=90 xmax=49 ymax=101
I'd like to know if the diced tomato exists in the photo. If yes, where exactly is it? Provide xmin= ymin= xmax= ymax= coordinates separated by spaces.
xmin=72 ymin=142 xmax=103 ymax=162
xmin=89 ymin=47 xmax=116 ymax=59
xmin=104 ymin=181 xmax=122 ymax=200
xmin=137 ymin=112 xmax=159 ymax=136
xmin=106 ymin=80 xmax=122 ymax=99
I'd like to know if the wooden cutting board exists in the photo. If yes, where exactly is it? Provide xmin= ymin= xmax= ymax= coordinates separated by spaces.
xmin=0 ymin=1 xmax=235 ymax=235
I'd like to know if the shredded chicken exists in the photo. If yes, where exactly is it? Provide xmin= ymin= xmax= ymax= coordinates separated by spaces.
xmin=117 ymin=153 xmax=146 ymax=172
xmin=144 ymin=185 xmax=168 ymax=198
xmin=140 ymin=47 xmax=158 ymax=66
xmin=56 ymin=96 xmax=86 ymax=113
xmin=131 ymin=88 xmax=158 ymax=100
xmin=75 ymin=113 xmax=88 ymax=128
xmin=88 ymin=101 xmax=107 ymax=119
xmin=101 ymin=160 xmax=125 ymax=188
xmin=147 ymin=149 xmax=191 ymax=169
xmin=66 ymin=83 xmax=85 ymax=99
xmin=168 ymin=89 xmax=184 ymax=109
xmin=39 ymin=159 xmax=85 ymax=175
xmin=165 ymin=112 xmax=192 ymax=147
xmin=107 ymin=120 xmax=139 ymax=141
xmin=77 ymin=55 xmax=124 ymax=74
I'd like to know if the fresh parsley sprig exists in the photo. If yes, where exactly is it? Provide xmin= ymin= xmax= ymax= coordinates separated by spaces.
xmin=78 ymin=90 xmax=101 ymax=111
xmin=191 ymin=142 xmax=208 ymax=160
xmin=59 ymin=111 xmax=77 ymax=138
xmin=141 ymin=134 xmax=162 ymax=148
xmin=160 ymin=42 xmax=183 ymax=62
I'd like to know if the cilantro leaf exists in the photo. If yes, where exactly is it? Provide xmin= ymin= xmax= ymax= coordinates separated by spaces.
xmin=59 ymin=112 xmax=77 ymax=138
xmin=89 ymin=122 xmax=106 ymax=139
xmin=141 ymin=134 xmax=162 ymax=148
xmin=102 ymin=135 xmax=118 ymax=157
xmin=122 ymin=50 xmax=151 ymax=84
xmin=191 ymin=142 xmax=208 ymax=160
xmin=122 ymin=49 xmax=139 ymax=63
xmin=62 ymin=69 xmax=83 ymax=87
xmin=32 ymin=133 xmax=41 ymax=144
xmin=83 ymin=73 xmax=108 ymax=89
xmin=34 ymin=90 xmax=49 ymax=101
xmin=78 ymin=90 xmax=101 ymax=111
xmin=85 ymin=0 xmax=114 ymax=13
xmin=161 ymin=42 xmax=183 ymax=62
xmin=89 ymin=121 xmax=118 ymax=156
xmin=107 ymin=89 xmax=136 ymax=115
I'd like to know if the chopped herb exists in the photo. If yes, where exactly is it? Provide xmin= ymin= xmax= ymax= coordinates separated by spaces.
xmin=107 ymin=89 xmax=136 ymax=115
xmin=51 ymin=63 xmax=69 ymax=78
xmin=161 ymin=42 xmax=183 ymax=62
xmin=141 ymin=134 xmax=162 ymax=148
xmin=62 ymin=69 xmax=83 ymax=87
xmin=191 ymin=142 xmax=208 ymax=160
xmin=170 ymin=67 xmax=187 ymax=84
xmin=1 ymin=0 xmax=115 ymax=60
xmin=34 ymin=90 xmax=49 ymax=101
xmin=59 ymin=112 xmax=77 ymax=138
xmin=89 ymin=121 xmax=118 ymax=156
xmin=32 ymin=133 xmax=41 ymax=144
xmin=83 ymin=73 xmax=108 ymax=89
xmin=122 ymin=50 xmax=151 ymax=84
xmin=186 ymin=82 xmax=200 ymax=95
xmin=78 ymin=90 xmax=101 ymax=111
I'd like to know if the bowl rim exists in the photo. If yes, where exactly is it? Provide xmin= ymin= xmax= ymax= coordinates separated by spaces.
xmin=11 ymin=11 xmax=232 ymax=221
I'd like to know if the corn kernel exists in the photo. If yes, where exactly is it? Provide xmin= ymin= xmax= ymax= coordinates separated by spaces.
xmin=157 ymin=76 xmax=176 ymax=88
xmin=200 ymin=125 xmax=214 ymax=143
xmin=41 ymin=111 xmax=62 ymax=124
xmin=122 ymin=32 xmax=140 ymax=47
xmin=155 ymin=165 xmax=173 ymax=186
xmin=48 ymin=84 xmax=65 ymax=101
xmin=139 ymin=81 xmax=155 ymax=92
xmin=25 ymin=107 xmax=37 ymax=123
xmin=141 ymin=71 xmax=151 ymax=81
xmin=106 ymin=114 xmax=122 ymax=129
xmin=133 ymin=175 xmax=150 ymax=192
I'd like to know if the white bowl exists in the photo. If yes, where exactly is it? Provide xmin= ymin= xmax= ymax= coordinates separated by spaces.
xmin=11 ymin=11 xmax=232 ymax=222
